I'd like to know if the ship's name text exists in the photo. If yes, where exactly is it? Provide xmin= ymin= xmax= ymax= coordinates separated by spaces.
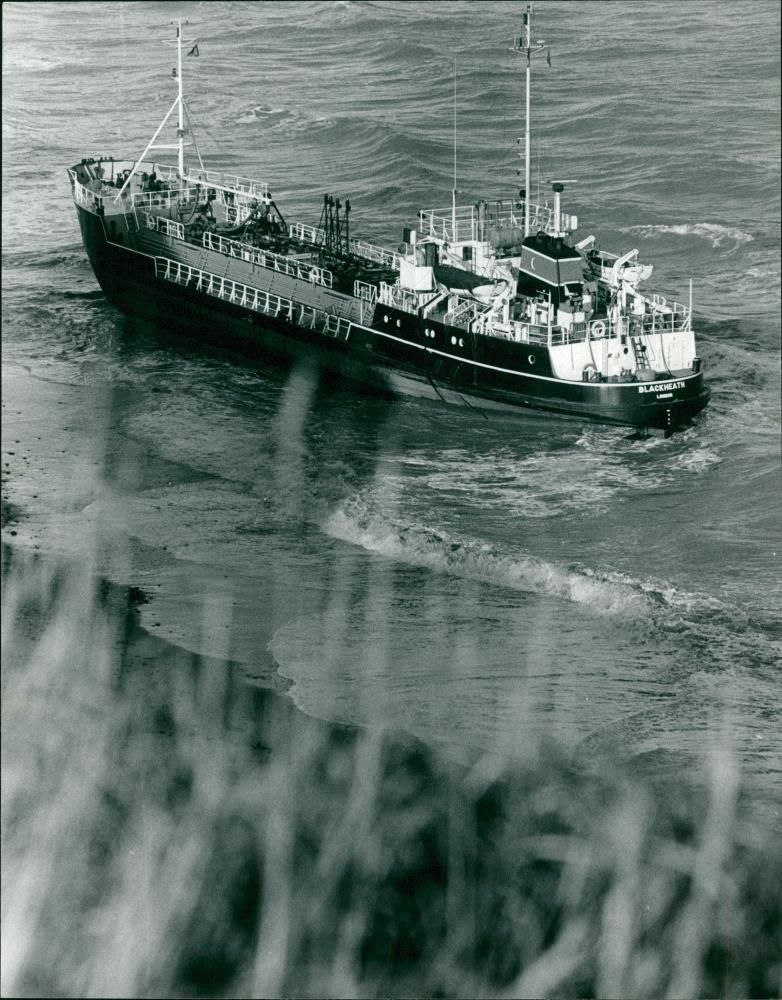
xmin=637 ymin=380 xmax=685 ymax=394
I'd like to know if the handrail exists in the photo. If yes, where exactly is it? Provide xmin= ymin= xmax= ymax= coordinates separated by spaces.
xmin=418 ymin=199 xmax=568 ymax=243
xmin=349 ymin=238 xmax=401 ymax=269
xmin=184 ymin=169 xmax=269 ymax=200
xmin=322 ymin=313 xmax=352 ymax=340
xmin=155 ymin=256 xmax=296 ymax=316
xmin=154 ymin=256 xmax=351 ymax=341
xmin=289 ymin=221 xmax=319 ymax=244
xmin=354 ymin=280 xmax=378 ymax=303
xmin=148 ymin=162 xmax=270 ymax=200
xmin=377 ymin=281 xmax=418 ymax=313
xmin=146 ymin=214 xmax=185 ymax=239
xmin=289 ymin=221 xmax=401 ymax=269
xmin=132 ymin=186 xmax=197 ymax=211
xmin=202 ymin=230 xmax=333 ymax=288
xmin=444 ymin=297 xmax=477 ymax=328
xmin=69 ymin=170 xmax=104 ymax=212
xmin=636 ymin=311 xmax=690 ymax=335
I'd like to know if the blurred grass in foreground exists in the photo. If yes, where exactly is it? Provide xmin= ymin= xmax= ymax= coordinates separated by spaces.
xmin=1 ymin=540 xmax=780 ymax=1000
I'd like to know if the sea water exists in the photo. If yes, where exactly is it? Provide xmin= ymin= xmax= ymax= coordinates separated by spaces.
xmin=2 ymin=1 xmax=780 ymax=810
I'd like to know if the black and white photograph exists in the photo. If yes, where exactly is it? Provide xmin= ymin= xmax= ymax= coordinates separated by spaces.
xmin=2 ymin=1 xmax=780 ymax=997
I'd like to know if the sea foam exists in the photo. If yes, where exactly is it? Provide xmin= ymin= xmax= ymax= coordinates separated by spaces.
xmin=627 ymin=222 xmax=754 ymax=251
xmin=324 ymin=503 xmax=653 ymax=617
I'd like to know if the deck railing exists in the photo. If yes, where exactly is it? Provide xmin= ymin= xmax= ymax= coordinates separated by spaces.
xmin=69 ymin=171 xmax=104 ymax=212
xmin=354 ymin=280 xmax=378 ymax=303
xmin=146 ymin=214 xmax=185 ymax=240
xmin=201 ymin=231 xmax=333 ymax=288
xmin=636 ymin=309 xmax=691 ymax=336
xmin=349 ymin=239 xmax=401 ymax=269
xmin=377 ymin=282 xmax=418 ymax=313
xmin=146 ymin=163 xmax=270 ymax=201
xmin=418 ymin=199 xmax=574 ymax=244
xmin=132 ymin=186 xmax=196 ymax=212
xmin=153 ymin=256 xmax=351 ymax=341
xmin=223 ymin=201 xmax=255 ymax=226
xmin=541 ymin=309 xmax=691 ymax=348
xmin=289 ymin=222 xmax=401 ymax=269
xmin=444 ymin=296 xmax=478 ymax=330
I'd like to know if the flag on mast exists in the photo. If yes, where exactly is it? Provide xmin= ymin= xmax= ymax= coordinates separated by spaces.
xmin=187 ymin=42 xmax=200 ymax=57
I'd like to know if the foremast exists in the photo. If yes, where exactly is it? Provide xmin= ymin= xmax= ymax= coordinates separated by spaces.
xmin=175 ymin=21 xmax=186 ymax=176
xmin=114 ymin=19 xmax=201 ymax=202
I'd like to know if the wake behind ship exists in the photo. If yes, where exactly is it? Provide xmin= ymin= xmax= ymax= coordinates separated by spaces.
xmin=69 ymin=9 xmax=710 ymax=432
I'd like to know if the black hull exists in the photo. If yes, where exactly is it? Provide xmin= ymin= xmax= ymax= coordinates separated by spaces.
xmin=77 ymin=208 xmax=710 ymax=430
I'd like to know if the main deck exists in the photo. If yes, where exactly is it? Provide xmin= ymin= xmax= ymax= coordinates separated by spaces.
xmin=70 ymin=156 xmax=699 ymax=387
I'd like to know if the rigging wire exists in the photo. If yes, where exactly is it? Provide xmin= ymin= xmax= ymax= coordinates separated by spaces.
xmin=182 ymin=97 xmax=205 ymax=171
xmin=453 ymin=58 xmax=457 ymax=196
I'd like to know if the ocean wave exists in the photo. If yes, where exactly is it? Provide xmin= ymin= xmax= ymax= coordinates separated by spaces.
xmin=236 ymin=104 xmax=335 ymax=132
xmin=324 ymin=503 xmax=654 ymax=617
xmin=2 ymin=248 xmax=88 ymax=271
xmin=406 ymin=428 xmax=723 ymax=519
xmin=2 ymin=51 xmax=85 ymax=74
xmin=667 ymin=446 xmax=722 ymax=473
xmin=322 ymin=498 xmax=781 ymax=671
xmin=626 ymin=222 xmax=754 ymax=251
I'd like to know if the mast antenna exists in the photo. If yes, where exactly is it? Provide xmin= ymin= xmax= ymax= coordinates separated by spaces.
xmin=164 ymin=18 xmax=199 ymax=177
xmin=112 ymin=19 xmax=199 ymax=202
xmin=512 ymin=4 xmax=551 ymax=237
xmin=176 ymin=20 xmax=185 ymax=175
xmin=452 ymin=61 xmax=457 ymax=243
xmin=523 ymin=4 xmax=531 ymax=237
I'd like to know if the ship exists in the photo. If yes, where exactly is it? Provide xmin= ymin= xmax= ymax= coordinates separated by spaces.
xmin=69 ymin=8 xmax=710 ymax=433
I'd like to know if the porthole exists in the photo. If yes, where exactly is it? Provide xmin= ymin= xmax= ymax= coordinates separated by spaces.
xmin=396 ymin=319 xmax=401 ymax=327
xmin=383 ymin=314 xmax=388 ymax=323
xmin=451 ymin=336 xmax=457 ymax=345
xmin=528 ymin=354 xmax=535 ymax=365
xmin=458 ymin=338 xmax=464 ymax=348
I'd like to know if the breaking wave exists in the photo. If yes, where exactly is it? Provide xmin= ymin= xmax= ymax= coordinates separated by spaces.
xmin=322 ymin=498 xmax=781 ymax=670
xmin=324 ymin=501 xmax=660 ymax=617
xmin=1 ymin=50 xmax=85 ymax=74
xmin=626 ymin=222 xmax=754 ymax=251
xmin=236 ymin=104 xmax=335 ymax=132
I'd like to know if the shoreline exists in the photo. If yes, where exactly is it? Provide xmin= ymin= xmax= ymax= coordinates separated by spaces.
xmin=0 ymin=533 xmax=351 ymax=760
xmin=3 ymin=368 xmax=781 ymax=997
xmin=3 ymin=537 xmax=782 ymax=998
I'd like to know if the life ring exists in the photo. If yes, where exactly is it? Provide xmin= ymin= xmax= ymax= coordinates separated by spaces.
xmin=590 ymin=320 xmax=606 ymax=337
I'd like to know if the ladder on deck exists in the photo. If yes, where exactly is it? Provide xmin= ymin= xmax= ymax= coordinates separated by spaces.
xmin=629 ymin=321 xmax=649 ymax=369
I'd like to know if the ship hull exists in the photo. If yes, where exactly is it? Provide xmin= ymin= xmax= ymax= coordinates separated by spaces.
xmin=77 ymin=207 xmax=709 ymax=430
